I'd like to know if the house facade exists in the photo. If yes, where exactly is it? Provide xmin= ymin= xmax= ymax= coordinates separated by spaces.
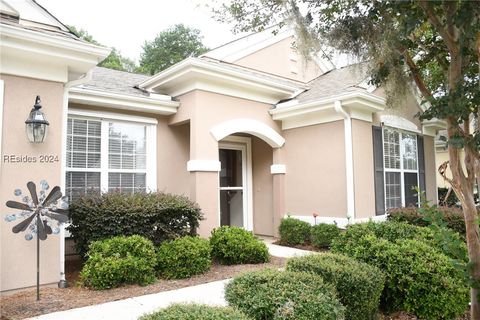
xmin=1 ymin=0 xmax=443 ymax=293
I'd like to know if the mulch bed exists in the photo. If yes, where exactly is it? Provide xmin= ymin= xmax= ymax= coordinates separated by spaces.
xmin=0 ymin=256 xmax=286 ymax=320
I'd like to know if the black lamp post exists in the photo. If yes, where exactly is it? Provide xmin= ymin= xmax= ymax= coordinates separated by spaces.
xmin=25 ymin=96 xmax=49 ymax=143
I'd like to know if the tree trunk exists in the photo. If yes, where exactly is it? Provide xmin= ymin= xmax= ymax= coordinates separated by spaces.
xmin=447 ymin=121 xmax=480 ymax=319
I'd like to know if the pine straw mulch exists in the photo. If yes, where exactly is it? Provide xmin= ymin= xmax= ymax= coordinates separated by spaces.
xmin=0 ymin=256 xmax=286 ymax=320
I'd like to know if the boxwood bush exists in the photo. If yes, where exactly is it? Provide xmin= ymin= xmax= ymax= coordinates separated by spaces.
xmin=139 ymin=304 xmax=251 ymax=320
xmin=68 ymin=191 xmax=203 ymax=257
xmin=225 ymin=269 xmax=345 ymax=320
xmin=210 ymin=226 xmax=269 ymax=265
xmin=80 ymin=235 xmax=157 ymax=290
xmin=311 ymin=223 xmax=341 ymax=248
xmin=156 ymin=236 xmax=211 ymax=279
xmin=332 ymin=234 xmax=469 ymax=319
xmin=287 ymin=253 xmax=384 ymax=320
xmin=387 ymin=206 xmax=466 ymax=237
xmin=278 ymin=216 xmax=311 ymax=246
xmin=332 ymin=221 xmax=467 ymax=261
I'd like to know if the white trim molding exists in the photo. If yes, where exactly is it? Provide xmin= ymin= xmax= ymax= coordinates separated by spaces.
xmin=422 ymin=118 xmax=447 ymax=137
xmin=68 ymin=108 xmax=158 ymax=125
xmin=187 ymin=160 xmax=221 ymax=172
xmin=270 ymin=164 xmax=286 ymax=174
xmin=210 ymin=119 xmax=285 ymax=148
xmin=271 ymin=92 xmax=385 ymax=130
xmin=139 ymin=58 xmax=306 ymax=104
xmin=0 ymin=23 xmax=110 ymax=83
xmin=69 ymin=87 xmax=179 ymax=115
xmin=0 ymin=79 xmax=4 ymax=171
xmin=286 ymin=214 xmax=388 ymax=229
xmin=380 ymin=115 xmax=420 ymax=133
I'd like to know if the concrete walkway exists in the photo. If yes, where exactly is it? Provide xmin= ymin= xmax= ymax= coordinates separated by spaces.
xmin=28 ymin=279 xmax=229 ymax=320
xmin=28 ymin=240 xmax=315 ymax=320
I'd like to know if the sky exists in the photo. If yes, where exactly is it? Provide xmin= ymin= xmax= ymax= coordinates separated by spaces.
xmin=36 ymin=0 xmax=245 ymax=63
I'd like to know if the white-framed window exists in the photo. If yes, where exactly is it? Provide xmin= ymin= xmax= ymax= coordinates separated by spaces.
xmin=65 ymin=111 xmax=156 ymax=202
xmin=383 ymin=127 xmax=419 ymax=209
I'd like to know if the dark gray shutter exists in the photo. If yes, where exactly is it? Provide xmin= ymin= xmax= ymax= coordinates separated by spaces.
xmin=372 ymin=126 xmax=385 ymax=215
xmin=417 ymin=135 xmax=426 ymax=194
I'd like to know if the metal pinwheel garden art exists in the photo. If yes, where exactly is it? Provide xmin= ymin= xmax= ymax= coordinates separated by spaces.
xmin=4 ymin=180 xmax=69 ymax=300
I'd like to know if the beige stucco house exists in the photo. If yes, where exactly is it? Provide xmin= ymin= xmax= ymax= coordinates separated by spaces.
xmin=1 ymin=0 xmax=444 ymax=293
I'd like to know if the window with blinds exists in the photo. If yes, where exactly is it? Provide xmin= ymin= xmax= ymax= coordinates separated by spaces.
xmin=65 ymin=116 xmax=151 ymax=202
xmin=383 ymin=127 xmax=419 ymax=209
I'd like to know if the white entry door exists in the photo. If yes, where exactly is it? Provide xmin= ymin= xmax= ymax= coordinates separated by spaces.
xmin=219 ymin=137 xmax=252 ymax=230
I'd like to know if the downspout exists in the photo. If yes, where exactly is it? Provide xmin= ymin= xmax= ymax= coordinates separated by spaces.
xmin=334 ymin=101 xmax=355 ymax=222
xmin=58 ymin=70 xmax=93 ymax=288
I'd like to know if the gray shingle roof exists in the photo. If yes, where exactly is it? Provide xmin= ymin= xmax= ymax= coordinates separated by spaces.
xmin=295 ymin=63 xmax=369 ymax=103
xmin=78 ymin=67 xmax=151 ymax=97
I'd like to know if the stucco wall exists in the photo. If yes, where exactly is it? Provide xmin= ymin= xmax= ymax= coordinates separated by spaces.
xmin=352 ymin=119 xmax=376 ymax=218
xmin=234 ymin=37 xmax=323 ymax=83
xmin=282 ymin=121 xmax=348 ymax=218
xmin=0 ymin=75 xmax=64 ymax=292
xmin=252 ymin=137 xmax=273 ymax=236
xmin=172 ymin=90 xmax=281 ymax=236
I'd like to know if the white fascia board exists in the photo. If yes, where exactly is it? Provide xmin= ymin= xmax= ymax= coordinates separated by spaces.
xmin=0 ymin=23 xmax=110 ymax=81
xmin=272 ymin=92 xmax=385 ymax=119
xmin=68 ymin=87 xmax=179 ymax=115
xmin=139 ymin=58 xmax=306 ymax=101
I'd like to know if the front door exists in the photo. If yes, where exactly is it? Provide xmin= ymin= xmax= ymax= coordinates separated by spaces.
xmin=219 ymin=143 xmax=247 ymax=228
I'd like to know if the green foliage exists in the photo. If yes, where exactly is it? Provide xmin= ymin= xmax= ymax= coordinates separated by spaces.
xmin=225 ymin=269 xmax=346 ymax=320
xmin=331 ymin=221 xmax=467 ymax=262
xmin=68 ymin=191 xmax=203 ymax=257
xmin=156 ymin=236 xmax=211 ymax=279
xmin=388 ymin=205 xmax=466 ymax=237
xmin=67 ymin=25 xmax=138 ymax=73
xmin=139 ymin=24 xmax=208 ymax=75
xmin=311 ymin=223 xmax=341 ymax=248
xmin=278 ymin=217 xmax=311 ymax=246
xmin=286 ymin=253 xmax=385 ymax=320
xmin=80 ymin=235 xmax=157 ymax=290
xmin=139 ymin=304 xmax=251 ymax=320
xmin=332 ymin=234 xmax=469 ymax=319
xmin=209 ymin=226 xmax=269 ymax=265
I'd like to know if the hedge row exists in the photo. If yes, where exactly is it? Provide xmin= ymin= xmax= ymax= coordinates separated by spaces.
xmin=81 ymin=226 xmax=269 ymax=290
xmin=279 ymin=217 xmax=340 ymax=248
xmin=331 ymin=222 xmax=469 ymax=320
xmin=387 ymin=205 xmax=466 ymax=236
xmin=68 ymin=191 xmax=203 ymax=257
xmin=139 ymin=304 xmax=251 ymax=320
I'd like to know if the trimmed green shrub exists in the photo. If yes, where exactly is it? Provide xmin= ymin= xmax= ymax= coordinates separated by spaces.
xmin=332 ymin=234 xmax=469 ymax=320
xmin=80 ymin=235 xmax=157 ymax=290
xmin=286 ymin=253 xmax=384 ymax=320
xmin=331 ymin=221 xmax=467 ymax=261
xmin=225 ymin=269 xmax=346 ymax=320
xmin=156 ymin=236 xmax=211 ymax=279
xmin=278 ymin=216 xmax=311 ymax=246
xmin=210 ymin=226 xmax=269 ymax=265
xmin=388 ymin=206 xmax=466 ymax=236
xmin=139 ymin=304 xmax=251 ymax=320
xmin=68 ymin=191 xmax=203 ymax=257
xmin=311 ymin=223 xmax=341 ymax=248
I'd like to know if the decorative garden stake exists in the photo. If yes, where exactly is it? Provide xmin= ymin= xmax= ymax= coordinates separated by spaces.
xmin=4 ymin=180 xmax=68 ymax=301
xmin=312 ymin=212 xmax=319 ymax=226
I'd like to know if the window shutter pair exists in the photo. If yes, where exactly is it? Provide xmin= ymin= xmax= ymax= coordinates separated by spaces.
xmin=372 ymin=126 xmax=426 ymax=215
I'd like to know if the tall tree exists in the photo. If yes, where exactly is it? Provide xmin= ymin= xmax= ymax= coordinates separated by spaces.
xmin=217 ymin=1 xmax=480 ymax=318
xmin=139 ymin=24 xmax=209 ymax=75
xmin=68 ymin=26 xmax=138 ymax=73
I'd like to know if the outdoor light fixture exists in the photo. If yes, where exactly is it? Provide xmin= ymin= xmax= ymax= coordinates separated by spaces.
xmin=25 ymin=96 xmax=49 ymax=143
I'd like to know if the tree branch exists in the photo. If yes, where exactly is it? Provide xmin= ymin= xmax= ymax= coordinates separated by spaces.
xmin=419 ymin=1 xmax=458 ymax=54
xmin=401 ymin=49 xmax=433 ymax=99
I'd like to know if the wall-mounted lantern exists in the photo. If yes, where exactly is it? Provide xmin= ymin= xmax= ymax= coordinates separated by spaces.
xmin=25 ymin=96 xmax=49 ymax=143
